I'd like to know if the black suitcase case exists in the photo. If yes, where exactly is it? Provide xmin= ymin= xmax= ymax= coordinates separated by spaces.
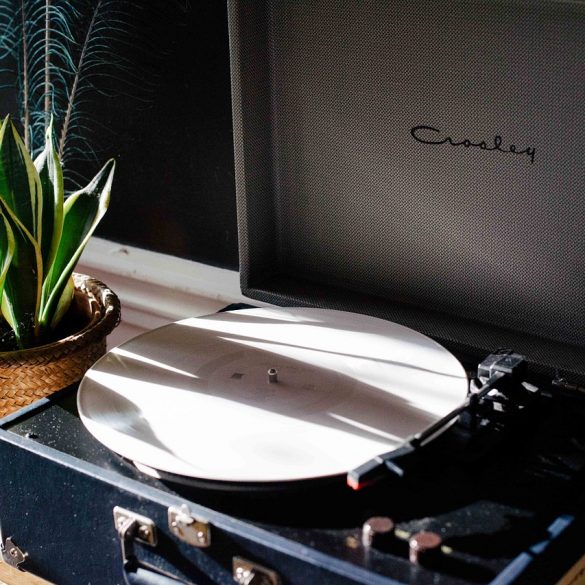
xmin=1 ymin=1 xmax=584 ymax=584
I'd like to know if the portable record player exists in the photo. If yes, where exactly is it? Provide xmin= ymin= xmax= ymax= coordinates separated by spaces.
xmin=1 ymin=1 xmax=584 ymax=584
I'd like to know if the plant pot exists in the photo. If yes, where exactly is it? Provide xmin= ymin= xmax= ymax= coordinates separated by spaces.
xmin=0 ymin=273 xmax=121 ymax=418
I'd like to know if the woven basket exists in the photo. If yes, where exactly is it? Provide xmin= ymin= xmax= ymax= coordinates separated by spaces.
xmin=0 ymin=273 xmax=121 ymax=418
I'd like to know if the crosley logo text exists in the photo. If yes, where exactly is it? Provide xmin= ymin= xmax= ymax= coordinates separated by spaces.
xmin=411 ymin=125 xmax=535 ymax=164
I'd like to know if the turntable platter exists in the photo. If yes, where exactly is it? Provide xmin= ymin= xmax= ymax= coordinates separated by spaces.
xmin=78 ymin=308 xmax=468 ymax=483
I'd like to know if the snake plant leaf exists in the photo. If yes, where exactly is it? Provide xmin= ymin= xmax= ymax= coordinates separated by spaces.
xmin=49 ymin=275 xmax=74 ymax=330
xmin=0 ymin=211 xmax=15 ymax=305
xmin=0 ymin=116 xmax=42 ymax=239
xmin=34 ymin=119 xmax=64 ymax=275
xmin=0 ymin=197 xmax=43 ymax=348
xmin=41 ymin=158 xmax=115 ymax=329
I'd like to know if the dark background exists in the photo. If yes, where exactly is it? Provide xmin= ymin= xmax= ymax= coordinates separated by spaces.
xmin=98 ymin=1 xmax=238 ymax=269
xmin=2 ymin=1 xmax=239 ymax=270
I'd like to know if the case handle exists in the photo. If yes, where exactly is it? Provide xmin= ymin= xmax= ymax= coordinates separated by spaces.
xmin=115 ymin=507 xmax=197 ymax=585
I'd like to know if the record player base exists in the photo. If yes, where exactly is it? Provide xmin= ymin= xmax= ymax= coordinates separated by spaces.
xmin=0 ymin=385 xmax=584 ymax=585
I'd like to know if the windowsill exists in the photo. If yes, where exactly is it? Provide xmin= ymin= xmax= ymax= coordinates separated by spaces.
xmin=77 ymin=238 xmax=261 ymax=347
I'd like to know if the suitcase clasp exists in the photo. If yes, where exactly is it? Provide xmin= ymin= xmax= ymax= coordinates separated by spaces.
xmin=168 ymin=505 xmax=211 ymax=548
xmin=233 ymin=557 xmax=281 ymax=585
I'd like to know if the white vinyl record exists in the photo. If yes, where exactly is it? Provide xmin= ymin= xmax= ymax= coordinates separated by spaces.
xmin=78 ymin=307 xmax=468 ymax=483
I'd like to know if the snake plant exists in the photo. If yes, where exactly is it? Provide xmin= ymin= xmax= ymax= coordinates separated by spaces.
xmin=0 ymin=115 xmax=114 ymax=349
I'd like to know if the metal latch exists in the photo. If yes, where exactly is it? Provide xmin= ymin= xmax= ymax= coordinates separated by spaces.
xmin=113 ymin=506 xmax=157 ymax=563
xmin=168 ymin=505 xmax=211 ymax=548
xmin=233 ymin=557 xmax=281 ymax=585
xmin=1 ymin=536 xmax=27 ymax=568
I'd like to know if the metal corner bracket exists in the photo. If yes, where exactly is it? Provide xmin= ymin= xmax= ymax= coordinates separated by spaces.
xmin=1 ymin=536 xmax=28 ymax=568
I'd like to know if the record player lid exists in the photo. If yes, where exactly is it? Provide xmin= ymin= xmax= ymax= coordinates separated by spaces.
xmin=78 ymin=308 xmax=468 ymax=483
